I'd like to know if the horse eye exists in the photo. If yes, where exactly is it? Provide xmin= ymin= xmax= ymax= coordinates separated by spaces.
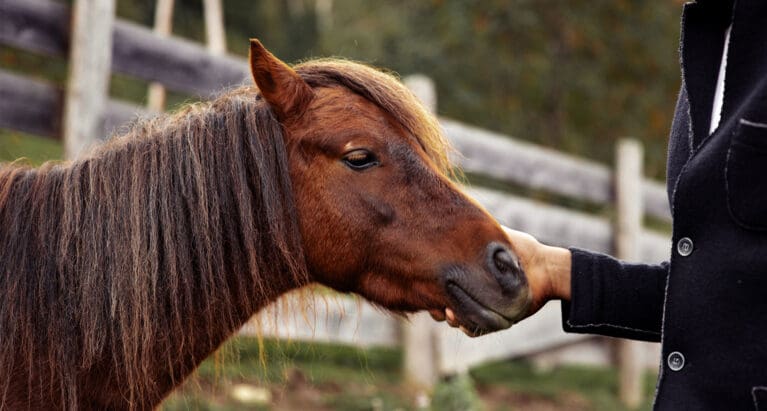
xmin=343 ymin=149 xmax=380 ymax=171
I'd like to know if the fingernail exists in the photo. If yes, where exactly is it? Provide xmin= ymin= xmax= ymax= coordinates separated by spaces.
xmin=445 ymin=308 xmax=455 ymax=322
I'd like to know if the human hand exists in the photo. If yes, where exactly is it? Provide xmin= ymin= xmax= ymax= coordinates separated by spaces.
xmin=493 ymin=227 xmax=570 ymax=318
xmin=439 ymin=226 xmax=571 ymax=334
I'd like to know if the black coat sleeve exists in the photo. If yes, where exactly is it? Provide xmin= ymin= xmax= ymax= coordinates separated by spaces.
xmin=561 ymin=248 xmax=669 ymax=342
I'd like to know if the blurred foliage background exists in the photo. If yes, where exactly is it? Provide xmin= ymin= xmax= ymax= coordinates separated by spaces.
xmin=1 ymin=0 xmax=682 ymax=179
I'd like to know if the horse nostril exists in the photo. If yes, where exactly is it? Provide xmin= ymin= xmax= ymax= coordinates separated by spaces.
xmin=487 ymin=243 xmax=526 ymax=293
xmin=493 ymin=248 xmax=518 ymax=275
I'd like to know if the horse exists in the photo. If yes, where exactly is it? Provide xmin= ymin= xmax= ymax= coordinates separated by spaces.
xmin=0 ymin=40 xmax=531 ymax=410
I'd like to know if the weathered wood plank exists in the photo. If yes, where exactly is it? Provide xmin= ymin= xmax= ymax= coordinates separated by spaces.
xmin=248 ymin=296 xmax=656 ymax=375
xmin=63 ymin=0 xmax=116 ymax=159
xmin=146 ymin=0 xmax=175 ymax=111
xmin=467 ymin=186 xmax=670 ymax=263
xmin=0 ymin=0 xmax=249 ymax=98
xmin=242 ymin=292 xmax=400 ymax=348
xmin=437 ymin=301 xmax=587 ymax=374
xmin=615 ymin=140 xmax=644 ymax=262
xmin=442 ymin=119 xmax=672 ymax=223
xmin=111 ymin=21 xmax=249 ymax=98
xmin=0 ymin=69 xmax=149 ymax=141
xmin=203 ymin=0 xmax=227 ymax=55
xmin=444 ymin=119 xmax=611 ymax=203
xmin=245 ymin=296 xmax=595 ymax=373
xmin=245 ymin=296 xmax=639 ymax=375
xmin=643 ymin=180 xmax=671 ymax=222
xmin=614 ymin=140 xmax=645 ymax=407
xmin=0 ymin=0 xmax=69 ymax=57
xmin=0 ymin=70 xmax=61 ymax=138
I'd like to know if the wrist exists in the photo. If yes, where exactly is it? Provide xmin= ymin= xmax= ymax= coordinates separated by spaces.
xmin=541 ymin=245 xmax=571 ymax=301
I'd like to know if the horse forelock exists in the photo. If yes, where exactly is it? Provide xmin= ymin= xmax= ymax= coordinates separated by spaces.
xmin=0 ymin=88 xmax=309 ymax=409
xmin=294 ymin=59 xmax=456 ymax=179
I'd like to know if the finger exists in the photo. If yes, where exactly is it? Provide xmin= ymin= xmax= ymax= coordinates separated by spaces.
xmin=429 ymin=309 xmax=446 ymax=321
xmin=445 ymin=308 xmax=459 ymax=327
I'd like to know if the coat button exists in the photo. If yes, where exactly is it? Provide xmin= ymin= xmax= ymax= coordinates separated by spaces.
xmin=677 ymin=237 xmax=694 ymax=256
xmin=668 ymin=351 xmax=685 ymax=371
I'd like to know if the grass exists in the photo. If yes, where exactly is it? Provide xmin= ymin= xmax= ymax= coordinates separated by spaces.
xmin=0 ymin=129 xmax=63 ymax=165
xmin=161 ymin=337 xmax=411 ymax=411
xmin=160 ymin=336 xmax=658 ymax=411
xmin=471 ymin=360 xmax=657 ymax=411
xmin=196 ymin=337 xmax=402 ymax=384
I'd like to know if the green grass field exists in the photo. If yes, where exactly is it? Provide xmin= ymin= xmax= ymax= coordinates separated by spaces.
xmin=160 ymin=336 xmax=657 ymax=411
xmin=0 ymin=130 xmax=63 ymax=165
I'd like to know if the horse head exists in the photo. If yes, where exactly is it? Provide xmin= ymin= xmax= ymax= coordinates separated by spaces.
xmin=249 ymin=40 xmax=530 ymax=336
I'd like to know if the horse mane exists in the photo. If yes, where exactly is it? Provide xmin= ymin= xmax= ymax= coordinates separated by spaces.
xmin=0 ymin=59 xmax=452 ymax=409
xmin=0 ymin=86 xmax=308 ymax=408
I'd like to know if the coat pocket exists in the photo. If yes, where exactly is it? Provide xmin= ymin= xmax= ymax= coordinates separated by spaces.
xmin=725 ymin=119 xmax=767 ymax=230
xmin=754 ymin=386 xmax=767 ymax=410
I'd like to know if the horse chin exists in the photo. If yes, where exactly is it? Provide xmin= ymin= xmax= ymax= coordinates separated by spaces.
xmin=442 ymin=267 xmax=530 ymax=337
xmin=445 ymin=283 xmax=512 ymax=335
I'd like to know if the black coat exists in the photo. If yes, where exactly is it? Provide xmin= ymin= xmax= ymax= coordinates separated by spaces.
xmin=561 ymin=0 xmax=767 ymax=409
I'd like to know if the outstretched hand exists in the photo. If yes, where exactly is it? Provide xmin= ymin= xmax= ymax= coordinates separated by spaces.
xmin=436 ymin=226 xmax=572 ymax=337
xmin=501 ymin=226 xmax=572 ymax=319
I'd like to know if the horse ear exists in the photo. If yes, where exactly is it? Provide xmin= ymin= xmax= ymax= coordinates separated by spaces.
xmin=249 ymin=39 xmax=314 ymax=123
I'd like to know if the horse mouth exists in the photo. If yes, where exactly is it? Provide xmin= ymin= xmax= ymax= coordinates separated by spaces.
xmin=444 ymin=281 xmax=515 ymax=336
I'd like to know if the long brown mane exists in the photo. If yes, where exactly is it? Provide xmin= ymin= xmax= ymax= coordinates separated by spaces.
xmin=0 ymin=59 xmax=452 ymax=409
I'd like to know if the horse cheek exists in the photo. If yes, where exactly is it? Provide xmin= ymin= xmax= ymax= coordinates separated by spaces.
xmin=292 ymin=176 xmax=359 ymax=289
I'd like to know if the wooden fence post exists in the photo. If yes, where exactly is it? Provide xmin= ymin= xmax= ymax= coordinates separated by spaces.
xmin=402 ymin=75 xmax=440 ymax=391
xmin=614 ymin=139 xmax=644 ymax=408
xmin=63 ymin=0 xmax=116 ymax=159
xmin=315 ymin=0 xmax=334 ymax=33
xmin=147 ymin=0 xmax=174 ymax=112
xmin=203 ymin=0 xmax=227 ymax=55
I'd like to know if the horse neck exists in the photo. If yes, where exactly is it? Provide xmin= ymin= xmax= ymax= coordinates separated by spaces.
xmin=0 ymin=100 xmax=308 ymax=408
xmin=99 ymin=105 xmax=308 ymax=403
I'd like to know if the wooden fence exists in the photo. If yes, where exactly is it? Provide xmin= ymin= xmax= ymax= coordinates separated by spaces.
xmin=0 ymin=0 xmax=671 ymax=403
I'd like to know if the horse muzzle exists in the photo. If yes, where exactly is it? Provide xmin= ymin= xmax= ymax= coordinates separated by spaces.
xmin=439 ymin=242 xmax=531 ymax=336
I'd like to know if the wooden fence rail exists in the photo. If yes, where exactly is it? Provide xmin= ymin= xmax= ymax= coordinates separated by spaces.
xmin=1 ymin=0 xmax=249 ymax=98
xmin=0 ymin=70 xmax=148 ymax=140
xmin=444 ymin=120 xmax=671 ymax=222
